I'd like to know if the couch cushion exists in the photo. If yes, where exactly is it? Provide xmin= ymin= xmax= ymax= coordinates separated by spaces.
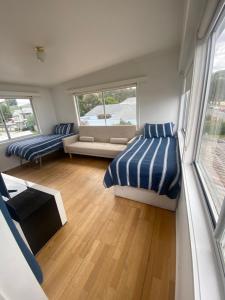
xmin=79 ymin=136 xmax=94 ymax=142
xmin=67 ymin=142 xmax=126 ymax=157
xmin=79 ymin=125 xmax=136 ymax=142
xmin=110 ymin=137 xmax=128 ymax=144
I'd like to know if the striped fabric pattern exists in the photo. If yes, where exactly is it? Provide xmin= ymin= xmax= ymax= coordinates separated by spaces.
xmin=104 ymin=136 xmax=180 ymax=199
xmin=54 ymin=123 xmax=73 ymax=135
xmin=6 ymin=133 xmax=72 ymax=162
xmin=143 ymin=122 xmax=174 ymax=138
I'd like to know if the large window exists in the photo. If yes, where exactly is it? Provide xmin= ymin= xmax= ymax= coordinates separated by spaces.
xmin=195 ymin=16 xmax=225 ymax=268
xmin=0 ymin=98 xmax=39 ymax=142
xmin=75 ymin=86 xmax=137 ymax=126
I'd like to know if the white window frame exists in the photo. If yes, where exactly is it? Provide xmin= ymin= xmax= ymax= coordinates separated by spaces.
xmin=177 ymin=37 xmax=225 ymax=299
xmin=0 ymin=97 xmax=40 ymax=143
xmin=193 ymin=10 xmax=225 ymax=277
xmin=73 ymin=83 xmax=139 ymax=128
xmin=194 ymin=34 xmax=218 ymax=223
xmin=180 ymin=63 xmax=194 ymax=135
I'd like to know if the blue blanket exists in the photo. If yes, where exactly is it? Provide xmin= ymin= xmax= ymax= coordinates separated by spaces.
xmin=6 ymin=134 xmax=71 ymax=162
xmin=104 ymin=136 xmax=180 ymax=199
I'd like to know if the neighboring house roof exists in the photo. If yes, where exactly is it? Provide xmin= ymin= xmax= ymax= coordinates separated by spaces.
xmin=84 ymin=97 xmax=136 ymax=120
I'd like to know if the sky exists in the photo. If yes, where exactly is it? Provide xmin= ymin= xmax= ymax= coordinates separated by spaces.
xmin=0 ymin=99 xmax=30 ymax=106
xmin=213 ymin=27 xmax=225 ymax=72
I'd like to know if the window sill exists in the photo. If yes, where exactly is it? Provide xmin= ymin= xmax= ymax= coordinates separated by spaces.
xmin=178 ymin=132 xmax=225 ymax=299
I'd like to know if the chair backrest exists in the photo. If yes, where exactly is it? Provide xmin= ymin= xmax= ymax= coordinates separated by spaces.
xmin=79 ymin=125 xmax=137 ymax=142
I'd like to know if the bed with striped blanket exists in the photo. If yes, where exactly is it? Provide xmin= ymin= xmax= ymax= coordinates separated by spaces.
xmin=104 ymin=136 xmax=180 ymax=199
xmin=6 ymin=134 xmax=72 ymax=162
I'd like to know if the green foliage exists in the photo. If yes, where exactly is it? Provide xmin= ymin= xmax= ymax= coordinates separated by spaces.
xmin=220 ymin=122 xmax=225 ymax=135
xmin=7 ymin=99 xmax=17 ymax=106
xmin=0 ymin=104 xmax=12 ymax=120
xmin=76 ymin=87 xmax=136 ymax=117
xmin=77 ymin=94 xmax=102 ymax=116
xmin=104 ymin=97 xmax=119 ymax=104
xmin=104 ymin=88 xmax=136 ymax=103
xmin=119 ymin=119 xmax=132 ymax=125
xmin=203 ymin=118 xmax=225 ymax=136
xmin=209 ymin=70 xmax=225 ymax=103
xmin=26 ymin=115 xmax=35 ymax=131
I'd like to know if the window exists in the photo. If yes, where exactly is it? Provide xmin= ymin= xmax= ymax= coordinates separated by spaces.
xmin=195 ymin=14 xmax=225 ymax=268
xmin=0 ymin=98 xmax=39 ymax=142
xmin=75 ymin=86 xmax=137 ymax=126
xmin=181 ymin=64 xmax=193 ymax=133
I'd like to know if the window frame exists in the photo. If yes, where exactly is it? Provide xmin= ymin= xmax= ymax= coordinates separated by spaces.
xmin=181 ymin=89 xmax=190 ymax=134
xmin=74 ymin=84 xmax=138 ymax=127
xmin=181 ymin=63 xmax=194 ymax=135
xmin=194 ymin=33 xmax=218 ymax=224
xmin=0 ymin=97 xmax=40 ymax=143
xmin=193 ymin=11 xmax=225 ymax=275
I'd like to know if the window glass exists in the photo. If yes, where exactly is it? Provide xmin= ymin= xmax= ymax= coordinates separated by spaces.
xmin=0 ymin=98 xmax=39 ymax=141
xmin=75 ymin=86 xmax=137 ymax=126
xmin=219 ymin=228 xmax=225 ymax=264
xmin=76 ymin=92 xmax=104 ymax=126
xmin=197 ymin=26 xmax=225 ymax=216
xmin=0 ymin=106 xmax=8 ymax=142
xmin=103 ymin=87 xmax=136 ymax=125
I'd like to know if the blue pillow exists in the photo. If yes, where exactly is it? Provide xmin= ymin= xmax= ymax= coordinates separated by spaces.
xmin=143 ymin=122 xmax=174 ymax=138
xmin=54 ymin=123 xmax=73 ymax=135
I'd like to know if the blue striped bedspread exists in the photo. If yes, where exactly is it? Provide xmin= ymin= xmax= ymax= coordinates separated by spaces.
xmin=104 ymin=136 xmax=180 ymax=199
xmin=6 ymin=134 xmax=71 ymax=162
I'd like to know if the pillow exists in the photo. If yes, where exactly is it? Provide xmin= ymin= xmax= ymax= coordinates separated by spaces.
xmin=54 ymin=123 xmax=73 ymax=135
xmin=60 ymin=123 xmax=74 ymax=134
xmin=144 ymin=122 xmax=174 ymax=138
xmin=79 ymin=136 xmax=94 ymax=142
xmin=110 ymin=137 xmax=128 ymax=144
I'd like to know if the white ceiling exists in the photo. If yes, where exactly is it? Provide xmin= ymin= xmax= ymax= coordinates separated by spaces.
xmin=0 ymin=0 xmax=183 ymax=86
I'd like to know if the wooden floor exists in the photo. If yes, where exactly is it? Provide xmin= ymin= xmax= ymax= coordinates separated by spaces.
xmin=9 ymin=155 xmax=176 ymax=300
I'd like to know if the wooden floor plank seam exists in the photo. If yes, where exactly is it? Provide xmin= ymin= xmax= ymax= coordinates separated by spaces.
xmin=8 ymin=155 xmax=175 ymax=300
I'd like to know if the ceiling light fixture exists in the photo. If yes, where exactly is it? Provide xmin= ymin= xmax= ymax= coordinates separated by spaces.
xmin=34 ymin=46 xmax=45 ymax=62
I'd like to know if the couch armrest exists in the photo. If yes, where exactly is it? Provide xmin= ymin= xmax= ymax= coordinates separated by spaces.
xmin=63 ymin=134 xmax=79 ymax=152
xmin=127 ymin=136 xmax=138 ymax=144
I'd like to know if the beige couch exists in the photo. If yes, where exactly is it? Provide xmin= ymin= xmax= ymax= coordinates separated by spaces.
xmin=63 ymin=125 xmax=136 ymax=158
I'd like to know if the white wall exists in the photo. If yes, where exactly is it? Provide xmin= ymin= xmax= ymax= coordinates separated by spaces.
xmin=0 ymin=83 xmax=57 ymax=171
xmin=51 ymin=48 xmax=180 ymax=129
xmin=179 ymin=0 xmax=207 ymax=73
xmin=0 ymin=48 xmax=180 ymax=172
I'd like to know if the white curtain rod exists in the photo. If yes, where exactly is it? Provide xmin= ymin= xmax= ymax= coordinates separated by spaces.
xmin=0 ymin=91 xmax=40 ymax=97
xmin=67 ymin=76 xmax=147 ymax=95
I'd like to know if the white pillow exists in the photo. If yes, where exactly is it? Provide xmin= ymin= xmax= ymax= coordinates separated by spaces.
xmin=110 ymin=137 xmax=128 ymax=144
xmin=79 ymin=136 xmax=94 ymax=142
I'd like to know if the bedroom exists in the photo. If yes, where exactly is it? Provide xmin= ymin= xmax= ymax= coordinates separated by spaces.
xmin=0 ymin=0 xmax=225 ymax=300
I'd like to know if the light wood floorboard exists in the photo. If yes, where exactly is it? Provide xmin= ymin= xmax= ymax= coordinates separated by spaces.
xmin=8 ymin=155 xmax=176 ymax=300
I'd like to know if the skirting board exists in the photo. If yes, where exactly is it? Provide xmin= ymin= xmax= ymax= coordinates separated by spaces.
xmin=114 ymin=185 xmax=177 ymax=211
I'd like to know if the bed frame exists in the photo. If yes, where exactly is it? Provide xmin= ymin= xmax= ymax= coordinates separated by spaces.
xmin=19 ymin=149 xmax=62 ymax=168
xmin=114 ymin=185 xmax=178 ymax=211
